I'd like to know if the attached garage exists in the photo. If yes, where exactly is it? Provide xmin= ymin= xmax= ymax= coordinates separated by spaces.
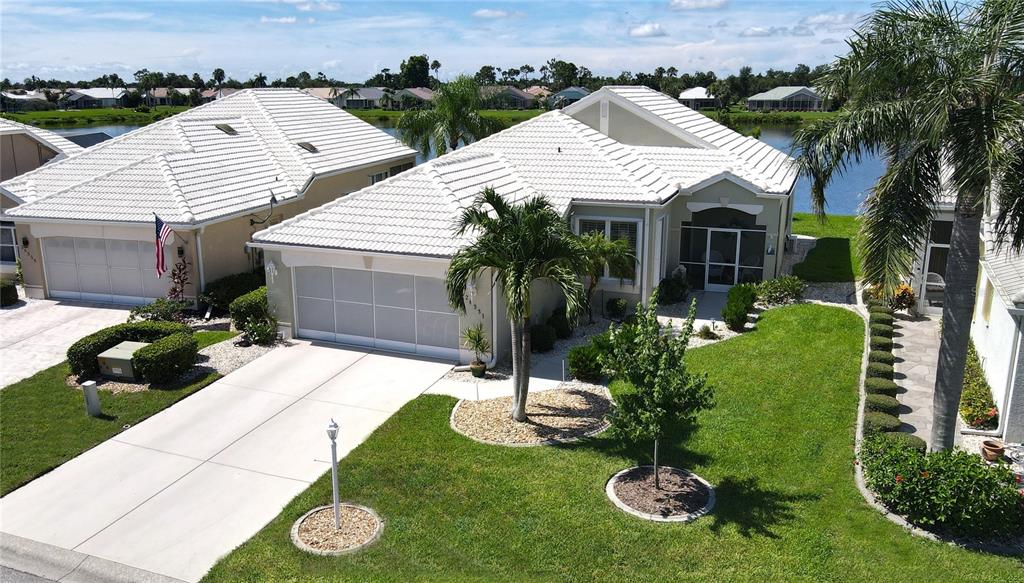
xmin=294 ymin=266 xmax=460 ymax=360
xmin=42 ymin=236 xmax=171 ymax=304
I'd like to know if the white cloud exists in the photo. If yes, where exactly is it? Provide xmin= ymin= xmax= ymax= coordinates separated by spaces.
xmin=93 ymin=11 xmax=153 ymax=21
xmin=629 ymin=22 xmax=667 ymax=38
xmin=820 ymin=38 xmax=842 ymax=45
xmin=670 ymin=0 xmax=728 ymax=9
xmin=5 ymin=4 xmax=82 ymax=16
xmin=261 ymin=15 xmax=297 ymax=24
xmin=740 ymin=25 xmax=814 ymax=38
xmin=296 ymin=1 xmax=340 ymax=12
xmin=472 ymin=8 xmax=523 ymax=19
xmin=801 ymin=12 xmax=862 ymax=32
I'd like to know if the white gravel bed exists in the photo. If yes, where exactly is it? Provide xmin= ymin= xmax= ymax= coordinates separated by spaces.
xmin=185 ymin=338 xmax=276 ymax=379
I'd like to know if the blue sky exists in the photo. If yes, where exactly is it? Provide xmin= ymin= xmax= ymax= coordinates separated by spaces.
xmin=1 ymin=1 xmax=874 ymax=83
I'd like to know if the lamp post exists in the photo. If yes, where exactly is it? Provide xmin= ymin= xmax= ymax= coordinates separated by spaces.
xmin=326 ymin=418 xmax=340 ymax=529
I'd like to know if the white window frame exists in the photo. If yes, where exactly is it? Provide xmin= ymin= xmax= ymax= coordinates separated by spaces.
xmin=574 ymin=215 xmax=642 ymax=287
xmin=0 ymin=222 xmax=18 ymax=266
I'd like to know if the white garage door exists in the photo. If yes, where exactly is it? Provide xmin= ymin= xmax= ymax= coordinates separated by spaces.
xmin=295 ymin=266 xmax=460 ymax=360
xmin=43 ymin=237 xmax=171 ymax=304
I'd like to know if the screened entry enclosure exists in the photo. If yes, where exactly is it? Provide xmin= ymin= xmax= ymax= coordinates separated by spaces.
xmin=678 ymin=208 xmax=768 ymax=292
xmin=294 ymin=266 xmax=461 ymax=360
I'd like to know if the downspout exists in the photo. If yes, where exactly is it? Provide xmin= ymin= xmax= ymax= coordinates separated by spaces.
xmin=488 ymin=270 xmax=499 ymax=368
xmin=961 ymin=313 xmax=1022 ymax=438
xmin=195 ymin=227 xmax=207 ymax=294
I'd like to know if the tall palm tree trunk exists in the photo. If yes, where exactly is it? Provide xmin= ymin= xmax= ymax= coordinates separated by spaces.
xmin=510 ymin=320 xmax=523 ymax=418
xmin=513 ymin=317 xmax=532 ymax=421
xmin=930 ymin=206 xmax=983 ymax=451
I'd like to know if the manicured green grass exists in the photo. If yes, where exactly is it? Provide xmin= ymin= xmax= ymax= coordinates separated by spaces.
xmin=1 ymin=106 xmax=190 ymax=127
xmin=0 ymin=330 xmax=232 ymax=495
xmin=204 ymin=305 xmax=1019 ymax=582
xmin=195 ymin=330 xmax=238 ymax=349
xmin=791 ymin=212 xmax=862 ymax=282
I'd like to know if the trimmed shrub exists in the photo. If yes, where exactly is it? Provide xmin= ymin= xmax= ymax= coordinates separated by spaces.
xmin=529 ymin=324 xmax=557 ymax=352
xmin=869 ymin=350 xmax=895 ymax=365
xmin=590 ymin=330 xmax=613 ymax=357
xmin=863 ymin=411 xmax=901 ymax=434
xmin=697 ymin=324 xmax=719 ymax=340
xmin=860 ymin=435 xmax=1024 ymax=538
xmin=755 ymin=275 xmax=806 ymax=306
xmin=865 ymin=393 xmax=900 ymax=415
xmin=872 ymin=431 xmax=927 ymax=454
xmin=568 ymin=344 xmax=603 ymax=381
xmin=867 ymin=362 xmax=894 ymax=380
xmin=869 ymin=305 xmax=894 ymax=316
xmin=0 ymin=282 xmax=17 ymax=306
xmin=242 ymin=315 xmax=278 ymax=346
xmin=869 ymin=312 xmax=894 ymax=326
xmin=870 ymin=323 xmax=894 ymax=338
xmin=870 ymin=336 xmax=893 ymax=351
xmin=67 ymin=321 xmax=192 ymax=378
xmin=229 ymin=287 xmax=268 ymax=331
xmin=721 ymin=300 xmax=749 ymax=332
xmin=547 ymin=307 xmax=572 ymax=340
xmin=201 ymin=271 xmax=265 ymax=312
xmin=657 ymin=271 xmax=689 ymax=304
xmin=128 ymin=298 xmax=189 ymax=323
xmin=865 ymin=378 xmax=900 ymax=397
xmin=606 ymin=297 xmax=628 ymax=320
xmin=133 ymin=332 xmax=198 ymax=384
xmin=727 ymin=283 xmax=757 ymax=313
xmin=960 ymin=342 xmax=999 ymax=429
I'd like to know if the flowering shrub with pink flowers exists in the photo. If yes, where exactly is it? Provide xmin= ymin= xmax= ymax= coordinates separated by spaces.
xmin=860 ymin=435 xmax=1023 ymax=538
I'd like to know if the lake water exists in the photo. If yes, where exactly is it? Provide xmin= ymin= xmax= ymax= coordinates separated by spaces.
xmin=53 ymin=122 xmax=884 ymax=216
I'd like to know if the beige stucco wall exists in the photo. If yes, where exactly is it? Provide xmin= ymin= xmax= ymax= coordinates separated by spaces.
xmin=1 ymin=134 xmax=59 ymax=182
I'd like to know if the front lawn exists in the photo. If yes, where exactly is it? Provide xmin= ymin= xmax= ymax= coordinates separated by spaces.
xmin=791 ymin=212 xmax=862 ymax=282
xmin=0 ymin=330 xmax=234 ymax=495
xmin=204 ymin=305 xmax=1020 ymax=581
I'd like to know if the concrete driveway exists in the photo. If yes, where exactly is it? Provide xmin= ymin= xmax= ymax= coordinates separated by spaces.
xmin=0 ymin=341 xmax=453 ymax=582
xmin=0 ymin=297 xmax=132 ymax=388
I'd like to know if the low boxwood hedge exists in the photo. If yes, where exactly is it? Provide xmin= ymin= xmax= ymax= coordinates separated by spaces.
xmin=67 ymin=321 xmax=192 ymax=378
xmin=870 ymin=323 xmax=894 ymax=338
xmin=133 ymin=332 xmax=198 ymax=384
xmin=865 ymin=393 xmax=900 ymax=415
xmin=869 ymin=312 xmax=894 ymax=326
xmin=869 ymin=350 xmax=895 ymax=365
xmin=567 ymin=344 xmax=603 ymax=382
xmin=865 ymin=378 xmax=899 ymax=397
xmin=869 ymin=305 xmax=894 ymax=316
xmin=863 ymin=411 xmax=901 ymax=434
xmin=229 ymin=287 xmax=268 ymax=331
xmin=871 ymin=431 xmax=927 ymax=453
xmin=870 ymin=336 xmax=893 ymax=351
xmin=867 ymin=362 xmax=894 ymax=380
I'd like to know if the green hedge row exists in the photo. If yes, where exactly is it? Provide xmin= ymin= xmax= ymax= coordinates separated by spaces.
xmin=229 ymin=287 xmax=268 ymax=331
xmin=68 ymin=321 xmax=192 ymax=378
xmin=133 ymin=332 xmax=198 ymax=384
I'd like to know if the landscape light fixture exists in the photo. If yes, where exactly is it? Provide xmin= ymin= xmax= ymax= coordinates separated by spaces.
xmin=326 ymin=418 xmax=341 ymax=529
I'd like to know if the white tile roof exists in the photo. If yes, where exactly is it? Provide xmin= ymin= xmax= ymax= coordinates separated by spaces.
xmin=2 ymin=89 xmax=415 ymax=225
xmin=585 ymin=86 xmax=797 ymax=193
xmin=253 ymin=105 xmax=794 ymax=257
xmin=0 ymin=118 xmax=84 ymax=163
xmin=678 ymin=87 xmax=711 ymax=100
xmin=983 ymin=243 xmax=1024 ymax=308
xmin=66 ymin=88 xmax=126 ymax=100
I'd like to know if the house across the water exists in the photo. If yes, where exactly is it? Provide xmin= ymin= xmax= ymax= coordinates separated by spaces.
xmin=745 ymin=86 xmax=822 ymax=111
xmin=678 ymin=87 xmax=716 ymax=110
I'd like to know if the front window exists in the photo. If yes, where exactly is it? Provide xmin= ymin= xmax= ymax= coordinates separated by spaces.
xmin=577 ymin=218 xmax=639 ymax=282
xmin=0 ymin=222 xmax=17 ymax=265
xmin=369 ymin=171 xmax=388 ymax=185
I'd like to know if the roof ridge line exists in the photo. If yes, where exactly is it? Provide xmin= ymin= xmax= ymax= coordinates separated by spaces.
xmin=233 ymin=114 xmax=301 ymax=193
xmin=156 ymin=153 xmax=196 ymax=223
xmin=246 ymin=91 xmax=315 ymax=179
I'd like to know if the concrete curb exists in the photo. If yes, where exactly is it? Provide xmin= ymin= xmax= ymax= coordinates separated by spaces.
xmin=290 ymin=504 xmax=383 ymax=556
xmin=449 ymin=385 xmax=613 ymax=448
xmin=0 ymin=533 xmax=187 ymax=583
xmin=604 ymin=465 xmax=715 ymax=523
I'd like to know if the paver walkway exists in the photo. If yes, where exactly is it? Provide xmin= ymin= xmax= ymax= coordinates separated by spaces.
xmin=0 ymin=297 xmax=131 ymax=387
xmin=892 ymin=315 xmax=940 ymax=447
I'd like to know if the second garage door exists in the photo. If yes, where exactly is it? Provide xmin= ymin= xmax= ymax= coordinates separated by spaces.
xmin=43 ymin=237 xmax=171 ymax=304
xmin=295 ymin=266 xmax=460 ymax=360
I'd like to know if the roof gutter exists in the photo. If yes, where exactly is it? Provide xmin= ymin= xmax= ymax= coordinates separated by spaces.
xmin=246 ymin=240 xmax=452 ymax=263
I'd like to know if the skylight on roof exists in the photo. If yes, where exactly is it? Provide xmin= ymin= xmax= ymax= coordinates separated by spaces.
xmin=297 ymin=142 xmax=319 ymax=153
xmin=215 ymin=123 xmax=238 ymax=135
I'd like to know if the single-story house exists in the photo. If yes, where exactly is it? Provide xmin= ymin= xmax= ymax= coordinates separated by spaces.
xmin=0 ymin=88 xmax=416 ymax=304
xmin=745 ymin=86 xmax=822 ymax=111
xmin=396 ymin=87 xmax=434 ymax=109
xmin=678 ymin=87 xmax=716 ymax=110
xmin=143 ymin=87 xmax=196 ymax=106
xmin=60 ymin=88 xmax=126 ymax=109
xmin=200 ymin=88 xmax=241 ymax=103
xmin=525 ymin=85 xmax=552 ymax=100
xmin=249 ymin=85 xmax=796 ymax=364
xmin=301 ymin=87 xmax=343 ymax=108
xmin=0 ymin=90 xmax=52 ymax=112
xmin=549 ymin=86 xmax=590 ymax=108
xmin=0 ymin=118 xmax=84 ymax=279
xmin=338 ymin=87 xmax=386 ymax=110
xmin=480 ymin=86 xmax=536 ymax=110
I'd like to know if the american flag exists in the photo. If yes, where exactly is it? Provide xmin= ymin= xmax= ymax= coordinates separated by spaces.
xmin=154 ymin=214 xmax=174 ymax=278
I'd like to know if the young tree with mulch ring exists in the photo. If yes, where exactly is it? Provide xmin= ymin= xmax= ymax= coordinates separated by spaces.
xmin=604 ymin=294 xmax=715 ymax=488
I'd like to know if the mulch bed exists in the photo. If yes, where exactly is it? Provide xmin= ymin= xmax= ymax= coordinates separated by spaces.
xmin=292 ymin=504 xmax=382 ymax=555
xmin=450 ymin=382 xmax=611 ymax=446
xmin=608 ymin=466 xmax=714 ymax=521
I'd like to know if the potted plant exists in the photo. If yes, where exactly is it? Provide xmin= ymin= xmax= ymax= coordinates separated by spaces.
xmin=461 ymin=324 xmax=491 ymax=378
xmin=980 ymin=439 xmax=1005 ymax=461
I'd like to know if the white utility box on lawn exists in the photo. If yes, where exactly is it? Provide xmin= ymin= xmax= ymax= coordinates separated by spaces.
xmin=97 ymin=341 xmax=149 ymax=382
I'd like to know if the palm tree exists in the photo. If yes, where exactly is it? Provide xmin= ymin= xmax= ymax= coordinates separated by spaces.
xmin=447 ymin=188 xmax=587 ymax=422
xmin=430 ymin=59 xmax=441 ymax=83
xmin=251 ymin=72 xmax=268 ymax=88
xmin=578 ymin=232 xmax=636 ymax=323
xmin=794 ymin=0 xmax=1024 ymax=451
xmin=397 ymin=75 xmax=504 ymax=156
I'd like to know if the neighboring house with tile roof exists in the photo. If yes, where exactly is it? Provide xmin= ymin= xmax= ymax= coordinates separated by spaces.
xmin=396 ymin=87 xmax=434 ymax=109
xmin=0 ymin=118 xmax=85 ymax=280
xmin=745 ymin=86 xmax=822 ymax=111
xmin=0 ymin=88 xmax=416 ymax=303
xmin=61 ymin=88 xmax=127 ymax=109
xmin=549 ymin=86 xmax=590 ymax=108
xmin=480 ymin=86 xmax=536 ymax=110
xmin=142 ymin=87 xmax=196 ymax=107
xmin=248 ymin=85 xmax=798 ymax=363
xmin=525 ymin=85 xmax=552 ymax=99
xmin=677 ymin=87 xmax=715 ymax=110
